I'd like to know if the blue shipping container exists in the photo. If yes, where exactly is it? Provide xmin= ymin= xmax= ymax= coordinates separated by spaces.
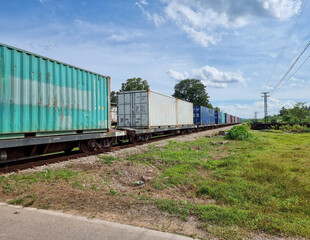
xmin=209 ymin=109 xmax=215 ymax=124
xmin=215 ymin=111 xmax=222 ymax=124
xmin=193 ymin=106 xmax=210 ymax=125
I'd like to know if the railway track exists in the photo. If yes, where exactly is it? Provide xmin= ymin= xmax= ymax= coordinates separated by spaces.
xmin=0 ymin=132 xmax=185 ymax=174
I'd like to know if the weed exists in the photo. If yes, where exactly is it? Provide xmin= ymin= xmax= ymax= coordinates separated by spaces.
xmin=98 ymin=156 xmax=119 ymax=164
xmin=8 ymin=194 xmax=36 ymax=207
xmin=72 ymin=181 xmax=85 ymax=190
xmin=109 ymin=188 xmax=117 ymax=196
xmin=225 ymin=125 xmax=252 ymax=140
xmin=279 ymin=124 xmax=310 ymax=133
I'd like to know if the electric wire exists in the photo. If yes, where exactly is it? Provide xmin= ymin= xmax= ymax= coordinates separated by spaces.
xmin=271 ymin=53 xmax=310 ymax=95
xmin=270 ymin=39 xmax=310 ymax=95
xmin=266 ymin=0 xmax=308 ymax=88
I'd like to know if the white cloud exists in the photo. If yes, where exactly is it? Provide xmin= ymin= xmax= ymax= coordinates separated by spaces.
xmin=167 ymin=69 xmax=189 ymax=80
xmin=74 ymin=19 xmax=145 ymax=42
xmin=253 ymin=72 xmax=259 ymax=76
xmin=270 ymin=53 xmax=278 ymax=58
xmin=168 ymin=65 xmax=248 ymax=88
xmin=258 ymin=0 xmax=301 ymax=19
xmin=137 ymin=0 xmax=301 ymax=47
xmin=38 ymin=0 xmax=47 ymax=3
xmin=219 ymin=98 xmax=297 ymax=118
xmin=140 ymin=0 xmax=148 ymax=5
xmin=287 ymin=77 xmax=305 ymax=88
xmin=261 ymin=84 xmax=274 ymax=90
xmin=181 ymin=25 xmax=219 ymax=47
xmin=136 ymin=1 xmax=165 ymax=26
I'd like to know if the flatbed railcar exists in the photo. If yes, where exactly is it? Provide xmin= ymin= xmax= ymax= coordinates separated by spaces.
xmin=0 ymin=43 xmax=126 ymax=161
xmin=0 ymin=43 xmax=242 ymax=163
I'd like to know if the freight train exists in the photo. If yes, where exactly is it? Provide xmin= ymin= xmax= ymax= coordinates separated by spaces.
xmin=0 ymin=43 xmax=241 ymax=162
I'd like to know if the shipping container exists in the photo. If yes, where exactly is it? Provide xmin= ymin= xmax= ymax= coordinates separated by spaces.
xmin=222 ymin=112 xmax=225 ymax=124
xmin=193 ymin=106 xmax=210 ymax=125
xmin=231 ymin=116 xmax=235 ymax=123
xmin=177 ymin=99 xmax=194 ymax=126
xmin=215 ymin=111 xmax=222 ymax=124
xmin=111 ymin=103 xmax=117 ymax=125
xmin=193 ymin=106 xmax=200 ymax=125
xmin=224 ymin=113 xmax=228 ymax=124
xmin=209 ymin=109 xmax=215 ymax=124
xmin=228 ymin=114 xmax=231 ymax=123
xmin=0 ymin=43 xmax=110 ymax=139
xmin=118 ymin=90 xmax=192 ymax=128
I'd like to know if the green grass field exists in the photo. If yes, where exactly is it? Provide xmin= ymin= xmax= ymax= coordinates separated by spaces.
xmin=1 ymin=128 xmax=309 ymax=239
xmin=127 ymin=129 xmax=310 ymax=238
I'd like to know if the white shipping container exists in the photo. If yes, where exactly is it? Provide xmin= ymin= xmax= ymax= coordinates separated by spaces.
xmin=177 ymin=99 xmax=194 ymax=126
xmin=111 ymin=103 xmax=118 ymax=124
xmin=118 ymin=90 xmax=180 ymax=128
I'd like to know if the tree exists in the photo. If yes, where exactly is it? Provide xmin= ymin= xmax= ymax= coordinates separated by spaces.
xmin=172 ymin=79 xmax=212 ymax=108
xmin=279 ymin=107 xmax=288 ymax=116
xmin=290 ymin=102 xmax=308 ymax=123
xmin=214 ymin=107 xmax=220 ymax=112
xmin=111 ymin=91 xmax=117 ymax=103
xmin=120 ymin=77 xmax=149 ymax=92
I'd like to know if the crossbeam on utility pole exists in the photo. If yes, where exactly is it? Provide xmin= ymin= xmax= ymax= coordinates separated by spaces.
xmin=261 ymin=92 xmax=270 ymax=129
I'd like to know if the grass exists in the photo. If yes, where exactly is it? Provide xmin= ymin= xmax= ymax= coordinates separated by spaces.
xmin=127 ymin=130 xmax=310 ymax=238
xmin=98 ymin=155 xmax=119 ymax=164
xmin=0 ymin=129 xmax=309 ymax=239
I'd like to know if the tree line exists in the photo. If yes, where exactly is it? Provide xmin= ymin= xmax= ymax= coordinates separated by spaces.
xmin=111 ymin=77 xmax=220 ymax=111
xmin=270 ymin=102 xmax=310 ymax=124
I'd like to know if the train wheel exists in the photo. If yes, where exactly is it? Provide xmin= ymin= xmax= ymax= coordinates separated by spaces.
xmin=80 ymin=140 xmax=95 ymax=153
xmin=117 ymin=136 xmax=126 ymax=144
xmin=143 ymin=134 xmax=151 ymax=141
xmin=129 ymin=135 xmax=137 ymax=144
xmin=102 ymin=138 xmax=113 ymax=148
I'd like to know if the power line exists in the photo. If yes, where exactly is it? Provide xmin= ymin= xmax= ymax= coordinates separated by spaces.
xmin=271 ymin=53 xmax=310 ymax=95
xmin=266 ymin=0 xmax=308 ymax=88
xmin=270 ymin=39 xmax=310 ymax=95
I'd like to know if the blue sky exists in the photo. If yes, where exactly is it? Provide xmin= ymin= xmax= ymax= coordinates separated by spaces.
xmin=1 ymin=0 xmax=309 ymax=118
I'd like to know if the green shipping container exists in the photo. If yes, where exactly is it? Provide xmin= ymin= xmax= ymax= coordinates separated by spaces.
xmin=0 ymin=43 xmax=110 ymax=139
xmin=222 ymin=112 xmax=225 ymax=124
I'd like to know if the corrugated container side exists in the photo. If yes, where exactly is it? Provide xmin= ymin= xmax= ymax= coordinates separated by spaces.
xmin=215 ymin=111 xmax=222 ymax=124
xmin=149 ymin=91 xmax=177 ymax=127
xmin=201 ymin=106 xmax=209 ymax=125
xmin=209 ymin=109 xmax=215 ymax=124
xmin=193 ymin=106 xmax=201 ymax=125
xmin=222 ymin=113 xmax=225 ymax=124
xmin=111 ymin=105 xmax=117 ymax=123
xmin=177 ymin=99 xmax=193 ymax=126
xmin=117 ymin=90 xmax=178 ymax=128
xmin=0 ymin=44 xmax=109 ymax=137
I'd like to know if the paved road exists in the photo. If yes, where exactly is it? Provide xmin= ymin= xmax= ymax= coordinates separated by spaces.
xmin=0 ymin=203 xmax=195 ymax=240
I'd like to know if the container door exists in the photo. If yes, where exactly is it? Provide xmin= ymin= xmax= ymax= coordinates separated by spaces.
xmin=118 ymin=93 xmax=132 ymax=127
xmin=132 ymin=92 xmax=148 ymax=128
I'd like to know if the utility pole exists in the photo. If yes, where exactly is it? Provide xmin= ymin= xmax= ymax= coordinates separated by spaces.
xmin=261 ymin=92 xmax=270 ymax=129
xmin=254 ymin=112 xmax=257 ymax=122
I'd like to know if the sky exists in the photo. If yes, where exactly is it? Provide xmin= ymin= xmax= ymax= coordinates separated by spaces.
xmin=1 ymin=0 xmax=309 ymax=118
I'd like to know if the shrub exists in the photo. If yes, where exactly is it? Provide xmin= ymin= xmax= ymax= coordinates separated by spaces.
xmin=279 ymin=124 xmax=309 ymax=133
xmin=225 ymin=125 xmax=252 ymax=140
